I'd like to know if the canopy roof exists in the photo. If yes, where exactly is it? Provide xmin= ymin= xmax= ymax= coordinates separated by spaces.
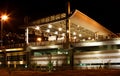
xmin=28 ymin=9 xmax=117 ymax=41
xmin=70 ymin=10 xmax=115 ymax=36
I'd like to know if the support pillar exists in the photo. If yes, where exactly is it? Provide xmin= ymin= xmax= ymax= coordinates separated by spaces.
xmin=25 ymin=27 xmax=29 ymax=45
xmin=65 ymin=1 xmax=74 ymax=70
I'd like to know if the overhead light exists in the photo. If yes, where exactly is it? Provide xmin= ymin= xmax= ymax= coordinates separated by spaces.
xmin=62 ymin=33 xmax=65 ymax=36
xmin=54 ymin=31 xmax=58 ymax=34
xmin=46 ymin=29 xmax=50 ymax=33
xmin=35 ymin=26 xmax=40 ymax=30
xmin=79 ymin=34 xmax=82 ymax=37
xmin=74 ymin=36 xmax=77 ymax=39
xmin=73 ymin=32 xmax=76 ymax=35
xmin=67 ymin=30 xmax=69 ymax=33
xmin=48 ymin=24 xmax=52 ymax=28
xmin=88 ymin=37 xmax=91 ymax=40
xmin=58 ymin=28 xmax=62 ymax=31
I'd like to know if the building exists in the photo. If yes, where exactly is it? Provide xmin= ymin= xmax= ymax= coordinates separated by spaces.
xmin=0 ymin=9 xmax=119 ymax=70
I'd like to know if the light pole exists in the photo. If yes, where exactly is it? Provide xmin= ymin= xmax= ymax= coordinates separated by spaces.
xmin=0 ymin=15 xmax=8 ymax=48
xmin=0 ymin=15 xmax=8 ymax=67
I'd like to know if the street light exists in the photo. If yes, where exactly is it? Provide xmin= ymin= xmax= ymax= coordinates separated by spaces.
xmin=1 ymin=15 xmax=8 ymax=48
xmin=0 ymin=14 xmax=8 ymax=67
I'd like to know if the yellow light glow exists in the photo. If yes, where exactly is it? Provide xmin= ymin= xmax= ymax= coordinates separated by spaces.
xmin=54 ymin=31 xmax=58 ymax=34
xmin=6 ymin=48 xmax=23 ymax=51
xmin=48 ymin=24 xmax=52 ymax=28
xmin=92 ymin=38 xmax=95 ymax=41
xmin=77 ymin=25 xmax=80 ymax=27
xmin=74 ymin=36 xmax=76 ymax=39
xmin=8 ymin=61 xmax=10 ymax=64
xmin=58 ymin=28 xmax=62 ymax=31
xmin=67 ymin=30 xmax=69 ymax=33
xmin=79 ymin=34 xmax=82 ymax=37
xmin=0 ymin=62 xmax=2 ymax=64
xmin=37 ymin=37 xmax=42 ymax=42
xmin=35 ymin=26 xmax=40 ymax=30
xmin=80 ymin=41 xmax=103 ymax=46
xmin=46 ymin=29 xmax=50 ymax=32
xmin=88 ymin=37 xmax=91 ymax=40
xmin=1 ymin=15 xmax=8 ymax=21
xmin=73 ymin=32 xmax=76 ymax=35
xmin=0 ymin=50 xmax=2 ymax=52
xmin=62 ymin=33 xmax=65 ymax=36
xmin=82 ymin=39 xmax=86 ymax=41
xmin=20 ymin=61 xmax=23 ymax=64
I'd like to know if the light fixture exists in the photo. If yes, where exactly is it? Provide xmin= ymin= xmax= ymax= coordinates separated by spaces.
xmin=46 ymin=29 xmax=50 ymax=33
xmin=37 ymin=37 xmax=42 ymax=42
xmin=73 ymin=32 xmax=76 ymax=35
xmin=48 ymin=24 xmax=52 ymax=28
xmin=1 ymin=15 xmax=8 ymax=21
xmin=79 ymin=34 xmax=82 ymax=37
xmin=58 ymin=28 xmax=62 ymax=31
xmin=54 ymin=31 xmax=58 ymax=34
xmin=35 ymin=26 xmax=40 ymax=30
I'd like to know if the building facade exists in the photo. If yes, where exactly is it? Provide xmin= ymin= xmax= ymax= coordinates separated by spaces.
xmin=0 ymin=9 xmax=119 ymax=70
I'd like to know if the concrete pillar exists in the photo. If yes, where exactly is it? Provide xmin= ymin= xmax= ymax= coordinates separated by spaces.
xmin=25 ymin=27 xmax=29 ymax=44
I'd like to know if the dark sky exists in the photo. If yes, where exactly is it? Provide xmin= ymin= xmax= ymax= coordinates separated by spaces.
xmin=0 ymin=0 xmax=120 ymax=33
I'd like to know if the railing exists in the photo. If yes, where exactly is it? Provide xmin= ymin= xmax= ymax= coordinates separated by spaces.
xmin=0 ymin=40 xmax=65 ymax=50
xmin=1 ymin=38 xmax=120 ymax=50
xmin=0 ymin=43 xmax=25 ymax=50
xmin=29 ymin=40 xmax=65 ymax=46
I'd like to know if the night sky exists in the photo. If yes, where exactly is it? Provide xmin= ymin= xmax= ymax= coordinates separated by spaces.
xmin=0 ymin=0 xmax=120 ymax=33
